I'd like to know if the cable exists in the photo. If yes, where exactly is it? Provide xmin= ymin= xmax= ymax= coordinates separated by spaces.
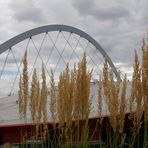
xmin=0 ymin=49 xmax=10 ymax=79
xmin=74 ymin=35 xmax=101 ymax=77
xmin=67 ymin=35 xmax=81 ymax=64
xmin=61 ymin=31 xmax=81 ymax=61
xmin=47 ymin=32 xmax=66 ymax=66
xmin=45 ymin=31 xmax=60 ymax=70
xmin=29 ymin=33 xmax=47 ymax=79
xmin=9 ymin=38 xmax=31 ymax=95
xmin=53 ymin=31 xmax=72 ymax=73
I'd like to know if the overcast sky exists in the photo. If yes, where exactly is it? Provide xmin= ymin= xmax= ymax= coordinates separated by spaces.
xmin=0 ymin=0 xmax=147 ymax=80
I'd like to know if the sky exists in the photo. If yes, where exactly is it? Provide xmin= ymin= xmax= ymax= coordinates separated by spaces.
xmin=0 ymin=0 xmax=147 ymax=95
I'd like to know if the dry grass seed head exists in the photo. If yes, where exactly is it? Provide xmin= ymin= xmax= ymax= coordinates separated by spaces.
xmin=18 ymin=76 xmax=23 ymax=120
xmin=129 ymin=50 xmax=139 ymax=113
xmin=30 ymin=68 xmax=38 ymax=122
xmin=98 ymin=75 xmax=103 ymax=123
xmin=22 ymin=50 xmax=28 ymax=120
xmin=118 ymin=74 xmax=127 ymax=133
xmin=40 ymin=63 xmax=48 ymax=135
xmin=141 ymin=38 xmax=148 ymax=121
xmin=50 ymin=69 xmax=57 ymax=122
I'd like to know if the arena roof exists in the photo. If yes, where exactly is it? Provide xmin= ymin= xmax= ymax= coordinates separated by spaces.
xmin=0 ymin=82 xmax=131 ymax=127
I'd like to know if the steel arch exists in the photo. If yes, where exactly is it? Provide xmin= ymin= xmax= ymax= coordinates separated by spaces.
xmin=0 ymin=24 xmax=118 ymax=77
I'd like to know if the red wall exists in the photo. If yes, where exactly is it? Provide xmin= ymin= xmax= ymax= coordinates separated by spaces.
xmin=1 ymin=126 xmax=21 ymax=143
xmin=0 ymin=117 xmax=108 ymax=144
xmin=0 ymin=123 xmax=53 ymax=144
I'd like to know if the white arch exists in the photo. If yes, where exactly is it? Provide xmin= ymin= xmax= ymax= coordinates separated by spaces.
xmin=0 ymin=24 xmax=118 ymax=77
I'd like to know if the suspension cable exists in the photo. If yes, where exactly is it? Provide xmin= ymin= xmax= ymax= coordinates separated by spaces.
xmin=74 ymin=36 xmax=102 ymax=78
xmin=45 ymin=31 xmax=60 ymax=69
xmin=67 ymin=35 xmax=81 ymax=64
xmin=46 ymin=31 xmax=72 ymax=87
xmin=29 ymin=33 xmax=47 ymax=78
xmin=61 ymin=31 xmax=81 ymax=61
xmin=37 ymin=31 xmax=61 ymax=83
xmin=53 ymin=32 xmax=72 ymax=73
xmin=87 ymin=42 xmax=104 ymax=76
xmin=0 ymin=49 xmax=10 ymax=79
xmin=9 ymin=38 xmax=31 ymax=95
xmin=10 ymin=49 xmax=21 ymax=75
xmin=47 ymin=32 xmax=67 ymax=66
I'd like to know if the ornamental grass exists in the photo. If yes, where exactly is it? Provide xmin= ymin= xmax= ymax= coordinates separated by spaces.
xmin=18 ymin=36 xmax=148 ymax=148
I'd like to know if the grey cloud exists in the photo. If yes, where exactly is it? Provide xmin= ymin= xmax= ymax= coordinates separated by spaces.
xmin=0 ymin=0 xmax=147 ymax=85
xmin=72 ymin=0 xmax=95 ymax=15
xmin=92 ymin=7 xmax=130 ymax=21
xmin=13 ymin=8 xmax=44 ymax=23
xmin=72 ymin=0 xmax=130 ymax=21
xmin=9 ymin=0 xmax=45 ymax=23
